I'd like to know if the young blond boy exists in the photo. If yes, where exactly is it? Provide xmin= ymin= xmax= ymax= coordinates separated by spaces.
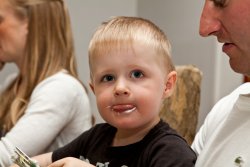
xmin=22 ymin=16 xmax=196 ymax=167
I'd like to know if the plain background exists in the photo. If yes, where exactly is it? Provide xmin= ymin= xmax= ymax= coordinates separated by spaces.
xmin=0 ymin=0 xmax=242 ymax=130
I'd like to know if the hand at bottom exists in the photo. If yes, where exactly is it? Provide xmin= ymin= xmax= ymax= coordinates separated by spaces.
xmin=47 ymin=157 xmax=95 ymax=167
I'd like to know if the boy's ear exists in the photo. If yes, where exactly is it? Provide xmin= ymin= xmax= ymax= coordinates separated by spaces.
xmin=163 ymin=71 xmax=177 ymax=98
xmin=89 ymin=82 xmax=95 ymax=95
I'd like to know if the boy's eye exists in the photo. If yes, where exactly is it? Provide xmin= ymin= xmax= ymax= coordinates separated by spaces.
xmin=211 ymin=0 xmax=227 ymax=7
xmin=101 ymin=75 xmax=114 ymax=82
xmin=131 ymin=70 xmax=144 ymax=79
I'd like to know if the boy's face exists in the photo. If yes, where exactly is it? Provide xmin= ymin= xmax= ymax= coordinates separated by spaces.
xmin=90 ymin=42 xmax=176 ymax=131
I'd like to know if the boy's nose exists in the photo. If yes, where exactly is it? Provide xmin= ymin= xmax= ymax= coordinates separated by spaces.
xmin=113 ymin=79 xmax=130 ymax=96
xmin=114 ymin=89 xmax=129 ymax=96
xmin=199 ymin=1 xmax=221 ymax=37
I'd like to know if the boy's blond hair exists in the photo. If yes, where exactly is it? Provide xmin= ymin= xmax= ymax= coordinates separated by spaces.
xmin=88 ymin=16 xmax=175 ymax=78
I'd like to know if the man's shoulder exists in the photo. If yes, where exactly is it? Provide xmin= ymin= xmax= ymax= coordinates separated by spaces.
xmin=230 ymin=82 xmax=250 ymax=95
xmin=210 ymin=83 xmax=250 ymax=117
xmin=195 ymin=83 xmax=250 ymax=147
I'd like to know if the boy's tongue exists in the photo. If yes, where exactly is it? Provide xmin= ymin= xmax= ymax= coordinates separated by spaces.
xmin=112 ymin=104 xmax=134 ymax=113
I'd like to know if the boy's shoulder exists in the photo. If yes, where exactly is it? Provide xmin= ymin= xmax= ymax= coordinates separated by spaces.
xmin=145 ymin=119 xmax=186 ymax=143
xmin=146 ymin=119 xmax=194 ymax=152
xmin=140 ymin=120 xmax=196 ymax=165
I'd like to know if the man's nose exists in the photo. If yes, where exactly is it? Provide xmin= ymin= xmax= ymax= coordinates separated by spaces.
xmin=113 ymin=78 xmax=130 ymax=96
xmin=199 ymin=1 xmax=221 ymax=37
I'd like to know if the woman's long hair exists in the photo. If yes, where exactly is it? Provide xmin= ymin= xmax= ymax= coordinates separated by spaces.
xmin=0 ymin=0 xmax=79 ymax=131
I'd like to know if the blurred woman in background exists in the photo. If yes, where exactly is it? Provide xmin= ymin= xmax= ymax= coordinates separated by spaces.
xmin=0 ymin=0 xmax=92 ymax=166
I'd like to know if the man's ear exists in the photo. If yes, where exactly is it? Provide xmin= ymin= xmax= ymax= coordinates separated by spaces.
xmin=89 ymin=82 xmax=95 ymax=95
xmin=163 ymin=71 xmax=177 ymax=98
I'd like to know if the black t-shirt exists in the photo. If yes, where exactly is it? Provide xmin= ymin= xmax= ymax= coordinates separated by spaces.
xmin=52 ymin=120 xmax=196 ymax=167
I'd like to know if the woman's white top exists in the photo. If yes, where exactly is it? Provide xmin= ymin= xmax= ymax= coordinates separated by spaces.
xmin=0 ymin=70 xmax=92 ymax=166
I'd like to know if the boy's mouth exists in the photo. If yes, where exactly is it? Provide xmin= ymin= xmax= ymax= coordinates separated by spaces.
xmin=111 ymin=104 xmax=136 ymax=114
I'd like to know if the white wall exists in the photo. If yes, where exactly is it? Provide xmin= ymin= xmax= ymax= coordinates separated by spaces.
xmin=0 ymin=1 xmax=243 ymax=128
